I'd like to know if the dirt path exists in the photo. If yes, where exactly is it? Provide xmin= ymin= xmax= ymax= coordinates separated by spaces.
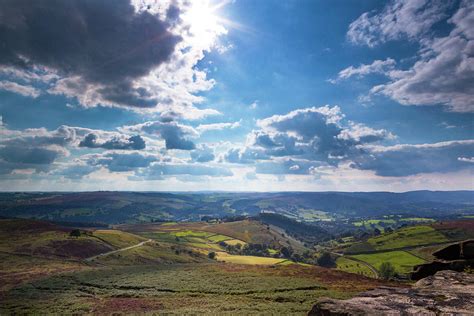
xmin=84 ymin=239 xmax=153 ymax=262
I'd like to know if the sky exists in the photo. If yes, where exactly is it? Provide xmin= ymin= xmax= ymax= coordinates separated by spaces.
xmin=0 ymin=0 xmax=473 ymax=192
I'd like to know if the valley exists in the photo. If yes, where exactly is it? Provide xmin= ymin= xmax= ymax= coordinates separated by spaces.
xmin=0 ymin=191 xmax=473 ymax=314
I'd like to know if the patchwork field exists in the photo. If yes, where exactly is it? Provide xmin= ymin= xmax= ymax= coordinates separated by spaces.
xmin=352 ymin=251 xmax=426 ymax=275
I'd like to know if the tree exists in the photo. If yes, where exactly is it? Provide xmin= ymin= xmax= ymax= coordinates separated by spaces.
xmin=317 ymin=252 xmax=335 ymax=268
xmin=208 ymin=251 xmax=216 ymax=260
xmin=280 ymin=246 xmax=293 ymax=258
xmin=379 ymin=262 xmax=396 ymax=280
xmin=69 ymin=229 xmax=81 ymax=238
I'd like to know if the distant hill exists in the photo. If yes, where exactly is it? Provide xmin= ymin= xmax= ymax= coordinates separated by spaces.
xmin=0 ymin=191 xmax=472 ymax=224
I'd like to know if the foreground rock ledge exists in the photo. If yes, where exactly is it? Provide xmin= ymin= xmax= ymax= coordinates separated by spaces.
xmin=308 ymin=270 xmax=474 ymax=315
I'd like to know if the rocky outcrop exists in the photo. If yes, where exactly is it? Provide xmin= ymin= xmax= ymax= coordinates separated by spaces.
xmin=411 ymin=240 xmax=474 ymax=280
xmin=308 ymin=270 xmax=474 ymax=315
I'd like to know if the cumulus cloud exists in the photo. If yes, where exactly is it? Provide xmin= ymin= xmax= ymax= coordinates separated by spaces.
xmin=0 ymin=0 xmax=180 ymax=108
xmin=122 ymin=120 xmax=197 ymax=150
xmin=90 ymin=152 xmax=158 ymax=172
xmin=255 ymin=106 xmax=391 ymax=161
xmin=352 ymin=140 xmax=474 ymax=176
xmin=347 ymin=0 xmax=474 ymax=112
xmin=0 ymin=125 xmax=75 ymax=173
xmin=190 ymin=145 xmax=215 ymax=163
xmin=0 ymin=0 xmax=227 ymax=116
xmin=347 ymin=0 xmax=451 ymax=47
xmin=0 ymin=80 xmax=40 ymax=98
xmin=79 ymin=133 xmax=146 ymax=150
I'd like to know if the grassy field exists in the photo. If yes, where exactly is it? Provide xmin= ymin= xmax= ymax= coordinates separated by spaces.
xmin=92 ymin=229 xmax=146 ymax=248
xmin=336 ymin=257 xmax=376 ymax=278
xmin=0 ymin=263 xmax=391 ymax=315
xmin=352 ymin=251 xmax=426 ymax=275
xmin=216 ymin=252 xmax=286 ymax=265
xmin=366 ymin=225 xmax=449 ymax=251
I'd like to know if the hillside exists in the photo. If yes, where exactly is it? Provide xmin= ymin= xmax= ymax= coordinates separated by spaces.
xmin=1 ymin=191 xmax=472 ymax=223
xmin=334 ymin=220 xmax=474 ymax=278
xmin=0 ymin=218 xmax=394 ymax=314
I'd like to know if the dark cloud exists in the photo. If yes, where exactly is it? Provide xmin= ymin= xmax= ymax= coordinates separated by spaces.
xmin=90 ymin=152 xmax=157 ymax=172
xmin=351 ymin=140 xmax=474 ymax=176
xmin=0 ymin=146 xmax=59 ymax=165
xmin=79 ymin=133 xmax=146 ymax=150
xmin=126 ymin=120 xmax=196 ymax=150
xmin=225 ymin=106 xmax=392 ymax=166
xmin=0 ymin=0 xmax=181 ymax=107
xmin=0 ymin=125 xmax=74 ymax=173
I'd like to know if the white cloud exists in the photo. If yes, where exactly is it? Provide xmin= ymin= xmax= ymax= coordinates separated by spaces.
xmin=196 ymin=120 xmax=241 ymax=132
xmin=330 ymin=58 xmax=396 ymax=83
xmin=0 ymin=80 xmax=40 ymax=98
xmin=347 ymin=0 xmax=450 ymax=47
xmin=347 ymin=0 xmax=474 ymax=112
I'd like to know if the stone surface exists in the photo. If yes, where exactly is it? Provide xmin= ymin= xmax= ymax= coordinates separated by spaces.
xmin=308 ymin=270 xmax=474 ymax=315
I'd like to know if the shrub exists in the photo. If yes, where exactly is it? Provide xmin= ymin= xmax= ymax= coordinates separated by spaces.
xmin=379 ymin=262 xmax=396 ymax=280
xmin=317 ymin=252 xmax=335 ymax=268
xmin=69 ymin=229 xmax=81 ymax=238
xmin=208 ymin=252 xmax=216 ymax=260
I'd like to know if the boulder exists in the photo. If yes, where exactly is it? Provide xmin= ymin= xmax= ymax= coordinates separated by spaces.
xmin=308 ymin=270 xmax=474 ymax=315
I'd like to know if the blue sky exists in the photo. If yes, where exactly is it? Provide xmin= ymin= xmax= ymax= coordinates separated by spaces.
xmin=0 ymin=0 xmax=472 ymax=191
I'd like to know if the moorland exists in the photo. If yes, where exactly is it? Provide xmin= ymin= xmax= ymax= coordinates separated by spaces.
xmin=0 ymin=190 xmax=473 ymax=314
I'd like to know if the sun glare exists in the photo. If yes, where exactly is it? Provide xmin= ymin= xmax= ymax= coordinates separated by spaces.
xmin=183 ymin=0 xmax=229 ymax=47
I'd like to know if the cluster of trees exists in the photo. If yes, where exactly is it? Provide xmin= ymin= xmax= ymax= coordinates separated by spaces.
xmin=316 ymin=252 xmax=336 ymax=268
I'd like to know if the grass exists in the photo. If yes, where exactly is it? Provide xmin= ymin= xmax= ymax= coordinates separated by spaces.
xmin=367 ymin=226 xmax=449 ymax=251
xmin=207 ymin=234 xmax=233 ymax=242
xmin=92 ymin=230 xmax=146 ymax=248
xmin=224 ymin=239 xmax=247 ymax=246
xmin=352 ymin=251 xmax=426 ymax=275
xmin=215 ymin=252 xmax=286 ymax=265
xmin=1 ymin=263 xmax=387 ymax=315
xmin=336 ymin=257 xmax=376 ymax=278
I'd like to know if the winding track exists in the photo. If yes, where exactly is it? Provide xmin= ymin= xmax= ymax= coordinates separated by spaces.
xmin=84 ymin=239 xmax=153 ymax=262
xmin=331 ymin=252 xmax=379 ymax=279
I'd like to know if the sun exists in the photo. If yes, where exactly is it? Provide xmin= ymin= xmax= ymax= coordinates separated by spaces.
xmin=182 ymin=0 xmax=229 ymax=47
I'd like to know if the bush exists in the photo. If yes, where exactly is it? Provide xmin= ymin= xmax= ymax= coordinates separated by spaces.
xmin=208 ymin=252 xmax=216 ymax=260
xmin=317 ymin=252 xmax=335 ymax=268
xmin=379 ymin=262 xmax=396 ymax=280
xmin=69 ymin=229 xmax=81 ymax=238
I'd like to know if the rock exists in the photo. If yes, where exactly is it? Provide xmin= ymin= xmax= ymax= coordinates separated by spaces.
xmin=411 ymin=240 xmax=474 ymax=280
xmin=308 ymin=270 xmax=474 ymax=315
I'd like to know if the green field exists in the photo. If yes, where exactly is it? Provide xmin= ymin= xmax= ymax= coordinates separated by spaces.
xmin=352 ymin=251 xmax=426 ymax=275
xmin=216 ymin=252 xmax=286 ymax=265
xmin=366 ymin=226 xmax=449 ymax=251
xmin=336 ymin=257 xmax=377 ymax=278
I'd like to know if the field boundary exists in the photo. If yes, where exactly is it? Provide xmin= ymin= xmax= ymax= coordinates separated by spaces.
xmin=345 ymin=240 xmax=460 ymax=255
